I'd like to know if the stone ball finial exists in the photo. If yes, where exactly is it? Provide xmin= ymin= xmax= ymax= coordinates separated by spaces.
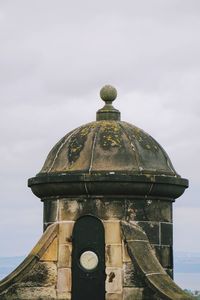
xmin=100 ymin=85 xmax=117 ymax=103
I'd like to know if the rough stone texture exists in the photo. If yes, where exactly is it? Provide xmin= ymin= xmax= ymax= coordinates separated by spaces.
xmin=152 ymin=245 xmax=173 ymax=270
xmin=46 ymin=197 xmax=172 ymax=222
xmin=104 ymin=221 xmax=121 ymax=244
xmin=38 ymin=120 xmax=178 ymax=176
xmin=58 ymin=244 xmax=72 ymax=268
xmin=0 ymin=287 xmax=57 ymax=300
xmin=57 ymin=291 xmax=71 ymax=300
xmin=42 ymin=195 xmax=174 ymax=288
xmin=106 ymin=245 xmax=122 ymax=267
xmin=0 ymin=224 xmax=59 ymax=299
xmin=58 ymin=222 xmax=74 ymax=244
xmin=122 ymin=241 xmax=131 ymax=263
xmin=20 ymin=262 xmax=57 ymax=287
xmin=128 ymin=241 xmax=165 ymax=275
xmin=106 ymin=293 xmax=123 ymax=300
xmin=161 ymin=223 xmax=173 ymax=245
xmin=126 ymin=199 xmax=172 ymax=223
xmin=123 ymin=262 xmax=145 ymax=287
xmin=0 ymin=198 xmax=177 ymax=299
xmin=137 ymin=221 xmax=159 ymax=244
xmin=106 ymin=268 xmax=123 ymax=294
xmin=96 ymin=199 xmax=126 ymax=220
xmin=59 ymin=200 xmax=80 ymax=221
xmin=58 ymin=198 xmax=126 ymax=221
xmin=123 ymin=287 xmax=155 ymax=300
xmin=121 ymin=221 xmax=194 ymax=300
xmin=147 ymin=273 xmax=192 ymax=300
xmin=41 ymin=237 xmax=58 ymax=262
xmin=44 ymin=199 xmax=58 ymax=224
xmin=57 ymin=268 xmax=71 ymax=293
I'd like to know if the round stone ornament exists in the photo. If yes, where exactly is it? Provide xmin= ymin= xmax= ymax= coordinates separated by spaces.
xmin=100 ymin=85 xmax=117 ymax=102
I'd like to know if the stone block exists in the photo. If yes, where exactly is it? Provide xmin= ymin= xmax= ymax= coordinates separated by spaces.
xmin=137 ymin=221 xmax=159 ymax=244
xmin=44 ymin=199 xmax=58 ymax=223
xmin=58 ymin=244 xmax=72 ymax=268
xmin=104 ymin=221 xmax=121 ymax=244
xmin=123 ymin=262 xmax=145 ymax=287
xmin=59 ymin=199 xmax=80 ymax=221
xmin=57 ymin=268 xmax=71 ymax=293
xmin=0 ymin=287 xmax=57 ymax=300
xmin=96 ymin=199 xmax=125 ymax=220
xmin=21 ymin=262 xmax=57 ymax=287
xmin=41 ymin=237 xmax=58 ymax=262
xmin=106 ymin=244 xmax=122 ymax=267
xmin=106 ymin=293 xmax=123 ymax=300
xmin=161 ymin=223 xmax=173 ymax=245
xmin=57 ymin=291 xmax=71 ymax=299
xmin=78 ymin=198 xmax=97 ymax=216
xmin=126 ymin=199 xmax=172 ymax=222
xmin=106 ymin=267 xmax=122 ymax=294
xmin=123 ymin=287 xmax=154 ymax=300
xmin=59 ymin=222 xmax=74 ymax=244
xmin=123 ymin=287 xmax=143 ymax=300
xmin=127 ymin=241 xmax=165 ymax=275
xmin=121 ymin=221 xmax=148 ymax=241
xmin=147 ymin=273 xmax=190 ymax=299
xmin=152 ymin=245 xmax=172 ymax=269
xmin=122 ymin=240 xmax=131 ymax=262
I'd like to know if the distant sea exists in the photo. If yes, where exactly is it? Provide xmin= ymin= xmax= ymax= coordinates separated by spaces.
xmin=0 ymin=253 xmax=199 ymax=290
xmin=0 ymin=256 xmax=25 ymax=280
xmin=174 ymin=251 xmax=200 ymax=291
xmin=175 ymin=273 xmax=200 ymax=291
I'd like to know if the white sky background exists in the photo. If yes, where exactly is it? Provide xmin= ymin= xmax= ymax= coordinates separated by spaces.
xmin=0 ymin=0 xmax=200 ymax=256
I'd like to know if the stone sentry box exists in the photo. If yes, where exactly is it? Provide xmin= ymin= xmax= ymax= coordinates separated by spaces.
xmin=0 ymin=85 xmax=193 ymax=300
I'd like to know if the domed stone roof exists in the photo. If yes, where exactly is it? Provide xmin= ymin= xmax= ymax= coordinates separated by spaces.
xmin=40 ymin=120 xmax=177 ymax=177
xmin=29 ymin=86 xmax=188 ymax=200
xmin=39 ymin=85 xmax=177 ymax=177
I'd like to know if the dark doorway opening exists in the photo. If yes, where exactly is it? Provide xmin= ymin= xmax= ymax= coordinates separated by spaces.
xmin=72 ymin=215 xmax=106 ymax=300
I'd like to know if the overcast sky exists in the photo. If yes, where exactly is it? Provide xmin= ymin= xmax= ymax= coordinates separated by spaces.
xmin=0 ymin=0 xmax=200 ymax=258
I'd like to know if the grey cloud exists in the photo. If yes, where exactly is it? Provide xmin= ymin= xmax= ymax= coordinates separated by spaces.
xmin=0 ymin=0 xmax=200 ymax=256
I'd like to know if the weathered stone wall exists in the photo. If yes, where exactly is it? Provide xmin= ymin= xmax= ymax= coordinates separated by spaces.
xmin=43 ymin=196 xmax=173 ymax=299
xmin=0 ymin=196 xmax=190 ymax=300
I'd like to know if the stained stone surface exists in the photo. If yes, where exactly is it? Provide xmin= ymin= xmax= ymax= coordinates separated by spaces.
xmin=42 ymin=195 xmax=175 ymax=295
xmin=36 ymin=120 xmax=178 ymax=176
xmin=20 ymin=262 xmax=57 ymax=287
xmin=0 ymin=195 xmax=179 ymax=299
xmin=0 ymin=287 xmax=57 ymax=300
xmin=106 ymin=267 xmax=123 ymax=294
xmin=1 ymin=86 xmax=190 ymax=299
xmin=106 ymin=245 xmax=122 ymax=267
xmin=0 ymin=261 xmax=58 ymax=300
xmin=121 ymin=221 xmax=194 ymax=300
xmin=152 ymin=245 xmax=173 ymax=270
xmin=161 ymin=223 xmax=173 ymax=245
xmin=126 ymin=199 xmax=172 ymax=222
xmin=106 ymin=293 xmax=122 ymax=300
xmin=123 ymin=287 xmax=155 ymax=300
xmin=123 ymin=262 xmax=145 ymax=288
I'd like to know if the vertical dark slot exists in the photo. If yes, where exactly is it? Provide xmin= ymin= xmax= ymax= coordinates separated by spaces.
xmin=72 ymin=215 xmax=106 ymax=300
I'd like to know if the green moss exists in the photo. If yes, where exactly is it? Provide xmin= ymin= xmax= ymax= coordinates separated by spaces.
xmin=99 ymin=123 xmax=122 ymax=150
